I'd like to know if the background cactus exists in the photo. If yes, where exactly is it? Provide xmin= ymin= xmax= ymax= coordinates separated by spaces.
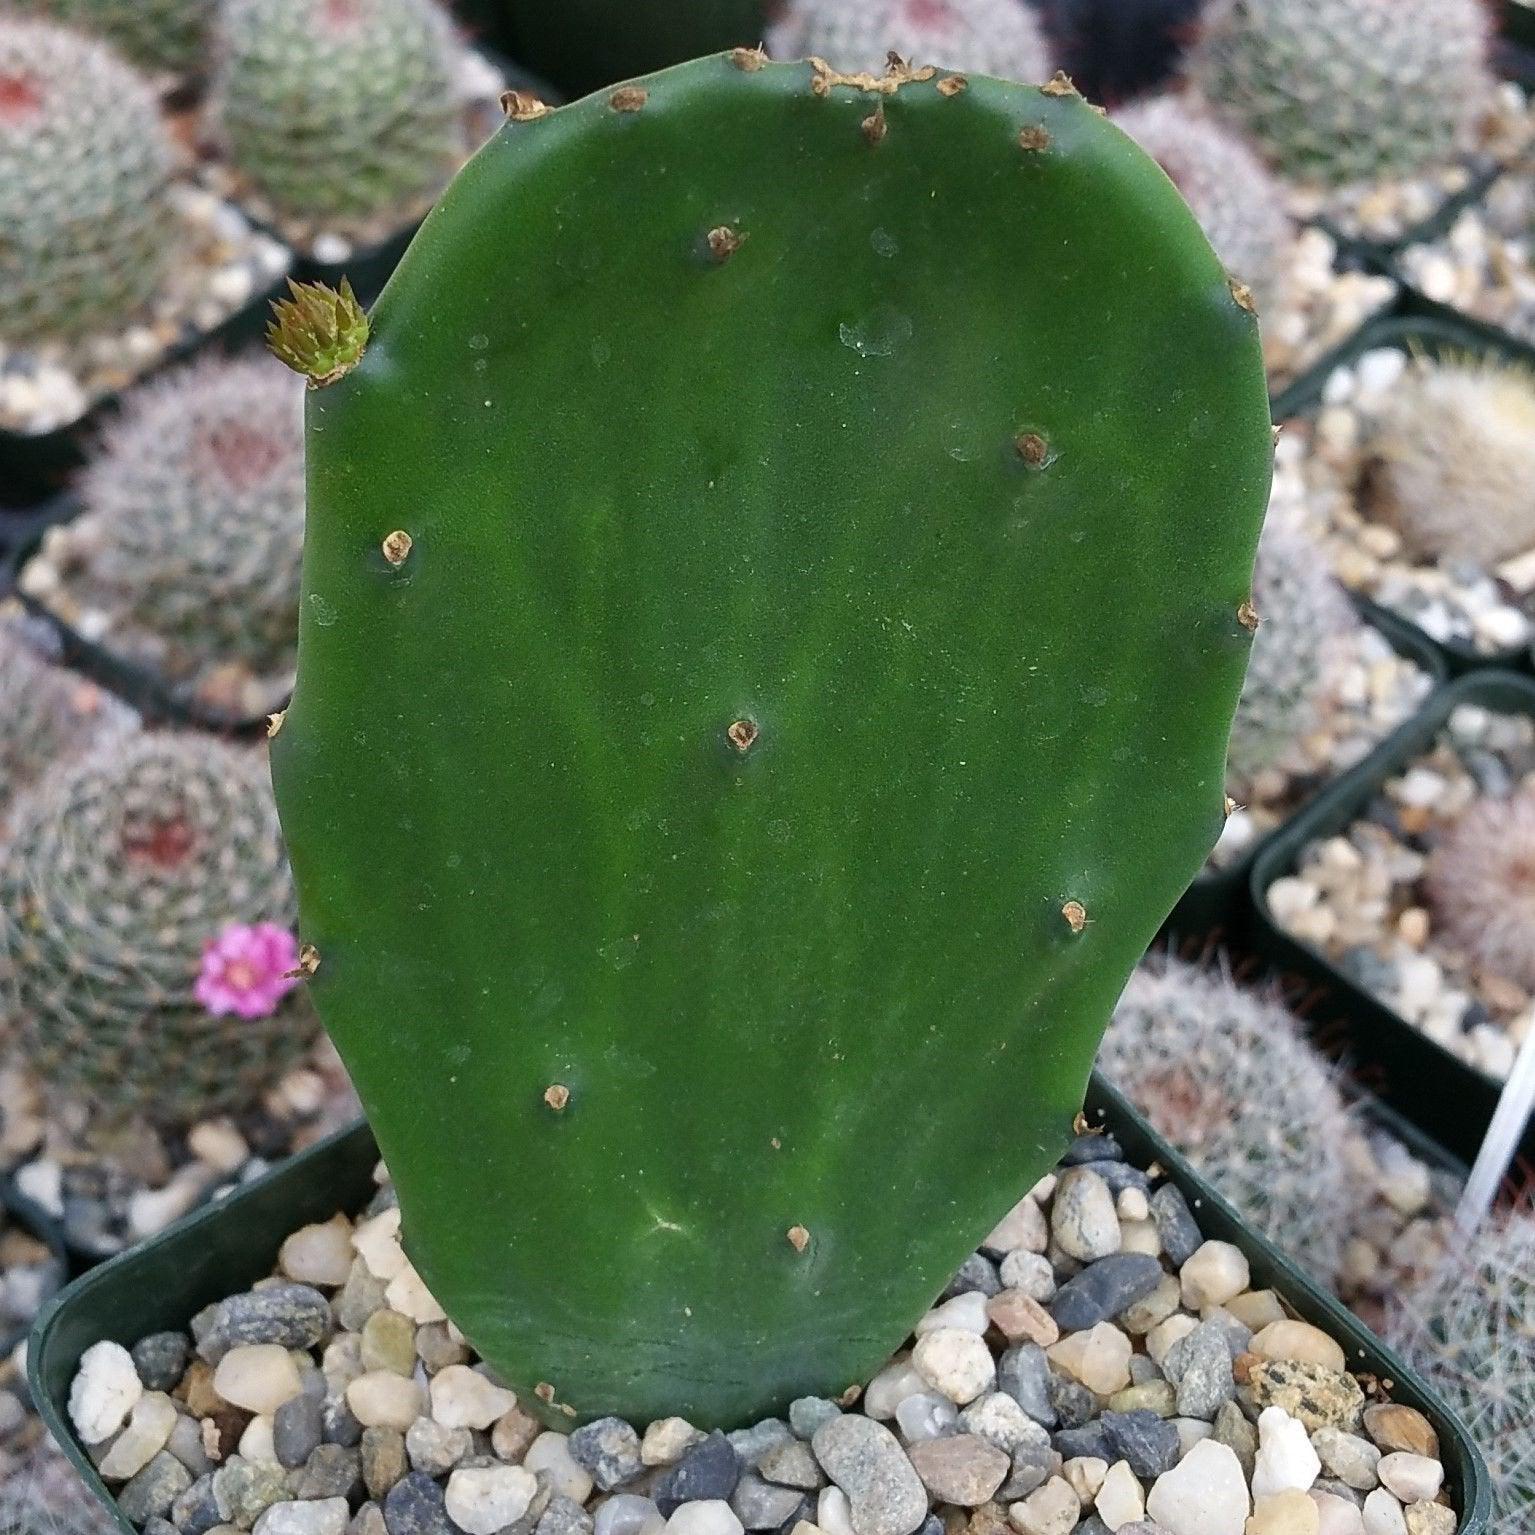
xmin=208 ymin=0 xmax=468 ymax=233
xmin=24 ymin=0 xmax=214 ymax=73
xmin=0 ymin=619 xmax=137 ymax=840
xmin=25 ymin=356 xmax=305 ymax=702
xmin=0 ymin=733 xmax=318 ymax=1128
xmin=1360 ymin=357 xmax=1535 ymax=568
xmin=0 ymin=16 xmax=178 ymax=345
xmin=1389 ymin=1212 xmax=1535 ymax=1533
xmin=767 ymin=0 xmax=1053 ymax=79
xmin=1425 ymin=784 xmax=1535 ymax=991
xmin=1226 ymin=513 xmax=1358 ymax=792
xmin=1113 ymin=94 xmax=1291 ymax=310
xmin=1187 ymin=0 xmax=1493 ymax=187
xmin=1098 ymin=958 xmax=1356 ymax=1285
xmin=0 ymin=1445 xmax=118 ymax=1535
xmin=270 ymin=54 xmax=1272 ymax=1425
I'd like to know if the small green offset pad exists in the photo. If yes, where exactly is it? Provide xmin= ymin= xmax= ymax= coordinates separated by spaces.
xmin=271 ymin=53 xmax=1272 ymax=1427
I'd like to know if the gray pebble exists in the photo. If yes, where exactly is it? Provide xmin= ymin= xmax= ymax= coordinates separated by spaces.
xmin=145 ymin=1518 xmax=180 ymax=1535
xmin=758 ymin=1439 xmax=824 ymax=1491
xmin=998 ymin=1441 xmax=1059 ymax=1501
xmin=1128 ymin=1355 xmax=1164 ymax=1387
xmin=213 ymin=1459 xmax=289 ymax=1529
xmin=292 ymin=1445 xmax=363 ymax=1502
xmin=536 ymin=1496 xmax=596 ymax=1535
xmin=940 ymin=1254 xmax=1001 ymax=1297
xmin=728 ymin=1419 xmax=793 ymax=1470
xmin=167 ymin=1413 xmax=215 ymax=1478
xmin=362 ymin=1429 xmax=408 ymax=1500
xmin=893 ymin=1393 xmax=957 ymax=1445
xmin=1060 ymin=1133 xmax=1122 ymax=1165
xmin=197 ymin=1286 xmax=332 ymax=1363
xmin=274 ymin=1395 xmax=324 ymax=1469
xmin=569 ymin=1416 xmax=644 ymax=1491
xmin=382 ymin=1472 xmax=455 ymax=1535
xmin=405 ymin=1420 xmax=470 ymax=1477
xmin=1076 ymin=1520 xmax=1112 ymax=1535
xmin=731 ymin=1472 xmax=807 ymax=1529
xmin=811 ymin=1416 xmax=927 ymax=1535
xmin=1170 ymin=1322 xmax=1235 ymax=1420
xmin=172 ymin=1474 xmax=223 ymax=1535
xmin=1089 ymin=1163 xmax=1151 ymax=1198
xmin=655 ymin=1431 xmax=742 ymax=1514
xmin=594 ymin=1495 xmax=661 ymax=1535
xmin=132 ymin=1332 xmax=191 ymax=1392
xmin=120 ymin=1453 xmax=194 ymax=1525
xmin=324 ymin=1398 xmax=365 ymax=1449
xmin=1048 ymin=1374 xmax=1097 ymax=1430
xmin=351 ymin=1503 xmax=387 ymax=1535
xmin=1100 ymin=1411 xmax=1179 ymax=1479
xmin=1149 ymin=1186 xmax=1201 ymax=1268
xmin=996 ymin=1345 xmax=1055 ymax=1428
xmin=1051 ymin=1423 xmax=1112 ymax=1460
xmin=1048 ymin=1254 xmax=1162 ymax=1332
xmin=788 ymin=1399 xmax=841 ymax=1440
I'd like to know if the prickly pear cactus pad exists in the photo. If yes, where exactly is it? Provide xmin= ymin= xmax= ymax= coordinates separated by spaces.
xmin=271 ymin=54 xmax=1272 ymax=1428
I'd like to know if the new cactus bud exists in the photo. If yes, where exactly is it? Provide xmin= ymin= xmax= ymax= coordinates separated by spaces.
xmin=209 ymin=0 xmax=468 ymax=234
xmin=271 ymin=53 xmax=1271 ymax=1425
xmin=0 ymin=17 xmax=178 ymax=345
xmin=1360 ymin=356 xmax=1535 ymax=569
xmin=767 ymin=0 xmax=1053 ymax=80
xmin=0 ymin=733 xmax=318 ymax=1128
xmin=1187 ymin=0 xmax=1493 ymax=188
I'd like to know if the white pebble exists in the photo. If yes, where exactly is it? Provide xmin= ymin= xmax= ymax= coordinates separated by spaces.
xmin=213 ymin=1345 xmax=302 ymax=1415
xmin=352 ymin=1209 xmax=407 ymax=1280
xmin=665 ymin=1501 xmax=745 ymax=1535
xmin=1252 ymin=1407 xmax=1321 ymax=1499
xmin=240 ymin=1414 xmax=278 ymax=1463
xmin=430 ymin=1365 xmax=518 ymax=1430
xmin=1376 ymin=1454 xmax=1443 ymax=1504
xmin=69 ymin=1342 xmax=143 ymax=1445
xmin=817 ymin=1487 xmax=854 ymax=1535
xmin=385 ymin=1262 xmax=446 ymax=1323
xmin=1095 ymin=1460 xmax=1145 ymax=1530
xmin=346 ymin=1370 xmax=424 ymax=1429
xmin=97 ymin=1392 xmax=177 ymax=1480
xmin=1180 ymin=1242 xmax=1250 ymax=1310
xmin=916 ymin=1291 xmax=990 ymax=1335
xmin=281 ymin=1216 xmax=356 ymax=1287
xmin=912 ymin=1328 xmax=996 ymax=1404
xmin=1146 ymin=1439 xmax=1250 ymax=1535
xmin=1361 ymin=1490 xmax=1407 ymax=1535
xmin=445 ymin=1466 xmax=540 ymax=1535
xmin=253 ymin=1499 xmax=350 ymax=1535
xmin=863 ymin=1358 xmax=927 ymax=1419
xmin=524 ymin=1431 xmax=595 ymax=1502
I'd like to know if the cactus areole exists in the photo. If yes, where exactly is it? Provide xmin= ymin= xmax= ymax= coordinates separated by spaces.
xmin=271 ymin=54 xmax=1273 ymax=1427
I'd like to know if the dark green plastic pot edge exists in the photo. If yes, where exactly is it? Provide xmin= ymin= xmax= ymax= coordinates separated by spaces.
xmin=1249 ymin=669 xmax=1535 ymax=1168
xmin=31 ymin=1087 xmax=1492 ymax=1534
xmin=1166 ymin=599 xmax=1447 ymax=946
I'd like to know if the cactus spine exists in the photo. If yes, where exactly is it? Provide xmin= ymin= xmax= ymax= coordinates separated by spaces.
xmin=1187 ymin=0 xmax=1494 ymax=187
xmin=25 ymin=0 xmax=214 ymax=73
xmin=270 ymin=53 xmax=1272 ymax=1426
xmin=0 ymin=733 xmax=318 ymax=1128
xmin=209 ymin=0 xmax=467 ymax=233
xmin=0 ymin=17 xmax=178 ymax=345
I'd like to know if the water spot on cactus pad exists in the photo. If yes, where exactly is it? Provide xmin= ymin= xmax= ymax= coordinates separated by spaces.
xmin=870 ymin=228 xmax=899 ymax=258
xmin=468 ymin=334 xmax=489 ymax=350
xmin=308 ymin=593 xmax=338 ymax=627
xmin=591 ymin=339 xmax=612 ymax=367
xmin=838 ymin=309 xmax=912 ymax=359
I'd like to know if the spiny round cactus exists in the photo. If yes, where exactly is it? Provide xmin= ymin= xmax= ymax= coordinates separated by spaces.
xmin=1187 ymin=0 xmax=1493 ymax=187
xmin=1098 ymin=957 xmax=1355 ymax=1284
xmin=1389 ymin=1212 xmax=1534 ymax=1533
xmin=1425 ymin=785 xmax=1535 ymax=991
xmin=0 ymin=16 xmax=179 ymax=345
xmin=1226 ymin=513 xmax=1358 ymax=791
xmin=50 ymin=355 xmax=305 ymax=692
xmin=209 ymin=0 xmax=467 ymax=232
xmin=0 ymin=1446 xmax=118 ymax=1535
xmin=1361 ymin=357 xmax=1535 ymax=568
xmin=767 ymin=0 xmax=1053 ymax=80
xmin=0 ymin=733 xmax=319 ymax=1128
xmin=25 ymin=0 xmax=215 ymax=73
xmin=0 ymin=619 xmax=137 ymax=839
xmin=1113 ymin=95 xmax=1291 ymax=309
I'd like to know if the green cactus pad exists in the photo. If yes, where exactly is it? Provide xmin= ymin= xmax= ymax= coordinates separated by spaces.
xmin=272 ymin=54 xmax=1272 ymax=1428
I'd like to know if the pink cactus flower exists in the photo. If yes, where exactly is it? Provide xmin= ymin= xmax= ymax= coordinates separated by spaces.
xmin=195 ymin=922 xmax=300 ymax=1019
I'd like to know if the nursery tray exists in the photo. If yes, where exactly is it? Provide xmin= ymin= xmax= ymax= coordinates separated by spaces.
xmin=31 ymin=1077 xmax=1492 ymax=1535
xmin=1 ymin=1176 xmax=70 ymax=1358
xmin=6 ymin=501 xmax=280 ymax=737
xmin=1164 ymin=600 xmax=1447 ymax=952
xmin=0 ymin=270 xmax=290 ymax=514
xmin=1251 ymin=669 xmax=1535 ymax=1172
xmin=1271 ymin=308 xmax=1535 ymax=679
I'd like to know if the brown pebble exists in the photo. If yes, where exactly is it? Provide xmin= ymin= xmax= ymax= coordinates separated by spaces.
xmin=1363 ymin=1403 xmax=1440 ymax=1460
xmin=986 ymin=1289 xmax=1058 ymax=1347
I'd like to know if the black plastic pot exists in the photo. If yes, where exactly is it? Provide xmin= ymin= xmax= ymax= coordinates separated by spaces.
xmin=1271 ymin=309 xmax=1535 ymax=679
xmin=1166 ymin=601 xmax=1447 ymax=950
xmin=6 ymin=499 xmax=282 ymax=736
xmin=0 ymin=270 xmax=290 ymax=514
xmin=31 ymin=1077 xmax=1492 ymax=1534
xmin=1251 ymin=670 xmax=1535 ymax=1172
xmin=2 ymin=1178 xmax=70 ymax=1358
